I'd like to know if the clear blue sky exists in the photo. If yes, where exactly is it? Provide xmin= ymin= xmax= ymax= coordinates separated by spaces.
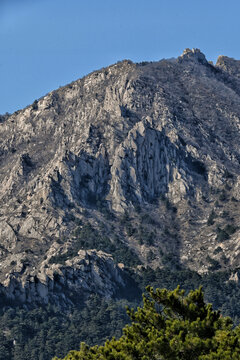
xmin=1 ymin=0 xmax=240 ymax=114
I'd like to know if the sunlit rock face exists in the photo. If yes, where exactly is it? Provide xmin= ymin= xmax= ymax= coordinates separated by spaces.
xmin=0 ymin=49 xmax=240 ymax=305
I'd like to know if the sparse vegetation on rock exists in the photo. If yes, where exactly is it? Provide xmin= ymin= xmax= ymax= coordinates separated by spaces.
xmin=0 ymin=48 xmax=240 ymax=358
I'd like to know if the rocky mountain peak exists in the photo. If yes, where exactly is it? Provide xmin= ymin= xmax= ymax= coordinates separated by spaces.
xmin=178 ymin=48 xmax=208 ymax=64
xmin=216 ymin=55 xmax=240 ymax=78
xmin=0 ymin=50 xmax=240 ymax=306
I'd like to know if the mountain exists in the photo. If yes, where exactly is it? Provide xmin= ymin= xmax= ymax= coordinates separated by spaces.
xmin=0 ymin=48 xmax=240 ymax=308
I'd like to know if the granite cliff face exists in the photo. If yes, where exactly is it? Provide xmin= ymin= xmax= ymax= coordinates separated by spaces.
xmin=0 ymin=48 xmax=240 ymax=305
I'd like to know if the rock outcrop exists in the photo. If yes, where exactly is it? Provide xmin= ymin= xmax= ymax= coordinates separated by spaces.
xmin=1 ymin=249 xmax=124 ymax=306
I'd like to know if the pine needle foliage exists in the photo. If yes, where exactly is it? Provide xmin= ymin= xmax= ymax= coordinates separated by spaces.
xmin=54 ymin=286 xmax=240 ymax=359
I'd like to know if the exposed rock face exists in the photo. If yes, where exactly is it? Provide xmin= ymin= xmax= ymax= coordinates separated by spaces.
xmin=0 ymin=49 xmax=240 ymax=305
xmin=1 ymin=249 xmax=124 ymax=306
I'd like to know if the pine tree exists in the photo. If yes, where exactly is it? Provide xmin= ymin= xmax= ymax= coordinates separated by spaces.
xmin=54 ymin=286 xmax=240 ymax=360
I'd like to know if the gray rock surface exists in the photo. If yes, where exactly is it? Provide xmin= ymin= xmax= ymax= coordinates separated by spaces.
xmin=1 ymin=249 xmax=124 ymax=306
xmin=0 ymin=49 xmax=240 ymax=304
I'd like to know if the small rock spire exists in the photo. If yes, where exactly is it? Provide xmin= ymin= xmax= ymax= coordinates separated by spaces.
xmin=178 ymin=48 xmax=207 ymax=65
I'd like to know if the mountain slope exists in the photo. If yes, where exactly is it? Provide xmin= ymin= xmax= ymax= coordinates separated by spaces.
xmin=0 ymin=48 xmax=240 ymax=306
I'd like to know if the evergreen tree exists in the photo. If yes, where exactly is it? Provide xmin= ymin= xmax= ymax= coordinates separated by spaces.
xmin=54 ymin=286 xmax=240 ymax=360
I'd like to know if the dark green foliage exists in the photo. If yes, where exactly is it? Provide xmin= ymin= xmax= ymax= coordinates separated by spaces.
xmin=0 ymin=331 xmax=12 ymax=359
xmin=0 ymin=296 xmax=130 ymax=360
xmin=56 ymin=286 xmax=240 ymax=360
xmin=213 ymin=246 xmax=222 ymax=255
xmin=49 ymin=252 xmax=71 ymax=265
xmin=221 ymin=210 xmax=229 ymax=218
xmin=133 ymin=267 xmax=240 ymax=323
xmin=207 ymin=210 xmax=216 ymax=226
xmin=119 ymin=211 xmax=158 ymax=246
xmin=224 ymin=224 xmax=237 ymax=235
xmin=219 ymin=191 xmax=227 ymax=202
xmin=216 ymin=226 xmax=230 ymax=241
xmin=146 ymin=250 xmax=156 ymax=262
xmin=32 ymin=100 xmax=38 ymax=110
xmin=125 ymin=223 xmax=136 ymax=236
xmin=50 ymin=223 xmax=141 ymax=267
xmin=224 ymin=169 xmax=234 ymax=179
xmin=137 ymin=61 xmax=150 ymax=66
xmin=135 ymin=225 xmax=155 ymax=245
xmin=0 ymin=112 xmax=10 ymax=123
xmin=161 ymin=252 xmax=180 ymax=270
xmin=97 ymin=203 xmax=115 ymax=221
xmin=140 ymin=213 xmax=157 ymax=225
xmin=1 ymin=268 xmax=240 ymax=358
xmin=164 ymin=198 xmax=177 ymax=212
xmin=206 ymin=255 xmax=221 ymax=271
xmin=119 ymin=211 xmax=130 ymax=225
